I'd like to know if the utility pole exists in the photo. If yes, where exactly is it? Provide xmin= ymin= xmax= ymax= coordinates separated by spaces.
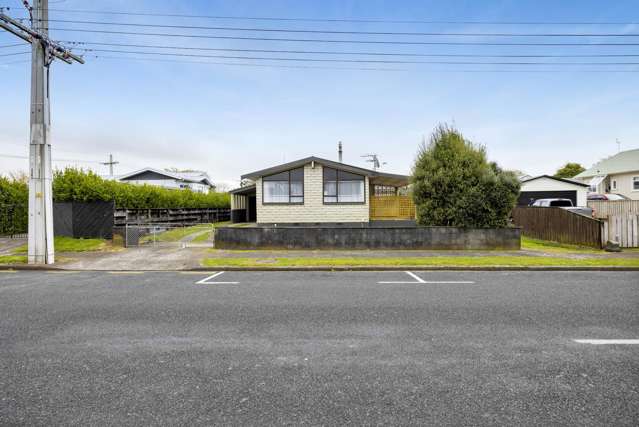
xmin=101 ymin=154 xmax=119 ymax=177
xmin=1 ymin=1 xmax=84 ymax=264
xmin=616 ymin=138 xmax=621 ymax=153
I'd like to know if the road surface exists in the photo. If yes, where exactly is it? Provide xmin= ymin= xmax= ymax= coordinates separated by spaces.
xmin=1 ymin=270 xmax=637 ymax=425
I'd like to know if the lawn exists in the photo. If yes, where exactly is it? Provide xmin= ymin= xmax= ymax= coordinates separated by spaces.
xmin=520 ymin=236 xmax=603 ymax=253
xmin=0 ymin=255 xmax=27 ymax=265
xmin=13 ymin=236 xmax=108 ymax=253
xmin=202 ymin=255 xmax=639 ymax=268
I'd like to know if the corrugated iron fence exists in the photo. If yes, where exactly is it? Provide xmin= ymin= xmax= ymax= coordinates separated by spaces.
xmin=512 ymin=207 xmax=603 ymax=248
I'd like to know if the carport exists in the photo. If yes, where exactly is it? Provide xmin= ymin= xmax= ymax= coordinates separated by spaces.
xmin=229 ymin=185 xmax=257 ymax=223
xmin=518 ymin=175 xmax=589 ymax=207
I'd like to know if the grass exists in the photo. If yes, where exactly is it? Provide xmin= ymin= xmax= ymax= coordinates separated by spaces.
xmin=521 ymin=236 xmax=602 ymax=253
xmin=201 ymin=255 xmax=639 ymax=268
xmin=140 ymin=222 xmax=229 ymax=243
xmin=0 ymin=255 xmax=27 ymax=264
xmin=13 ymin=236 xmax=107 ymax=253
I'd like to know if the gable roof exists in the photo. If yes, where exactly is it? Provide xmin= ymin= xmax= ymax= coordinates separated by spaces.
xmin=241 ymin=156 xmax=409 ymax=185
xmin=118 ymin=167 xmax=214 ymax=187
xmin=521 ymin=174 xmax=589 ymax=187
xmin=575 ymin=148 xmax=639 ymax=178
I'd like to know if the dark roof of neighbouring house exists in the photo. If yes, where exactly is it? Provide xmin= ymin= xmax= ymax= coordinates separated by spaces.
xmin=118 ymin=167 xmax=214 ymax=187
xmin=520 ymin=174 xmax=589 ymax=187
xmin=241 ymin=156 xmax=410 ymax=186
xmin=575 ymin=148 xmax=639 ymax=178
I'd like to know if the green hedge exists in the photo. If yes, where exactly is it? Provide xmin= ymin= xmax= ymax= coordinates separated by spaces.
xmin=1 ymin=168 xmax=230 ymax=212
xmin=0 ymin=176 xmax=28 ymax=234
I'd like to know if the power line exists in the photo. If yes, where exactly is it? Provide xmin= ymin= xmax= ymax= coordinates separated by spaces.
xmin=17 ymin=7 xmax=639 ymax=26
xmin=87 ymin=54 xmax=639 ymax=73
xmin=76 ymin=48 xmax=639 ymax=65
xmin=0 ymin=42 xmax=24 ymax=48
xmin=47 ymin=28 xmax=639 ymax=46
xmin=0 ymin=153 xmax=103 ymax=163
xmin=64 ymin=41 xmax=639 ymax=58
xmin=39 ymin=19 xmax=639 ymax=37
xmin=0 ymin=50 xmax=29 ymax=56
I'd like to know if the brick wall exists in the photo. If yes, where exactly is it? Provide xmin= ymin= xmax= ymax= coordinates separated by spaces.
xmin=256 ymin=163 xmax=370 ymax=223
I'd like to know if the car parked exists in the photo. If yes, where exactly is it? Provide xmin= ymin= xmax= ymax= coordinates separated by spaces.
xmin=529 ymin=198 xmax=594 ymax=217
xmin=587 ymin=193 xmax=630 ymax=201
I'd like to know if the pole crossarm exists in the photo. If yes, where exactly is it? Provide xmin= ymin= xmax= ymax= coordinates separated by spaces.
xmin=0 ymin=11 xmax=84 ymax=64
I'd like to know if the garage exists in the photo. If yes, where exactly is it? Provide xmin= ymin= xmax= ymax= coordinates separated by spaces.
xmin=518 ymin=175 xmax=589 ymax=207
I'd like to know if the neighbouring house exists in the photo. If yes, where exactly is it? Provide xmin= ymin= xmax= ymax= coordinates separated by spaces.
xmin=518 ymin=175 xmax=589 ymax=207
xmin=229 ymin=156 xmax=412 ymax=225
xmin=574 ymin=148 xmax=639 ymax=200
xmin=112 ymin=168 xmax=215 ymax=194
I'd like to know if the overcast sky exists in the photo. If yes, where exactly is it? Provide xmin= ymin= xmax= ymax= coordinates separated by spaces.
xmin=2 ymin=0 xmax=638 ymax=187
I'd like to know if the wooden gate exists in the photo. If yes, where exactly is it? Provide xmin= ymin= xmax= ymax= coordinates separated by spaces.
xmin=602 ymin=214 xmax=639 ymax=248
xmin=370 ymin=196 xmax=416 ymax=220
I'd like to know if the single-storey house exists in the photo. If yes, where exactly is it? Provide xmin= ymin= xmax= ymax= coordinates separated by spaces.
xmin=114 ymin=168 xmax=215 ymax=194
xmin=518 ymin=175 xmax=589 ymax=207
xmin=229 ymin=156 xmax=412 ymax=225
xmin=573 ymin=148 xmax=639 ymax=200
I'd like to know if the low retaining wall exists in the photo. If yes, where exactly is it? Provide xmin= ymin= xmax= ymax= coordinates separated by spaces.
xmin=215 ymin=226 xmax=521 ymax=250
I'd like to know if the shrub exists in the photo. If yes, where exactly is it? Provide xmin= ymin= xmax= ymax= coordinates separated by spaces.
xmin=411 ymin=125 xmax=520 ymax=228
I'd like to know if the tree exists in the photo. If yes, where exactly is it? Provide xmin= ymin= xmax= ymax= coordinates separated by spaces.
xmin=554 ymin=162 xmax=585 ymax=179
xmin=411 ymin=125 xmax=520 ymax=228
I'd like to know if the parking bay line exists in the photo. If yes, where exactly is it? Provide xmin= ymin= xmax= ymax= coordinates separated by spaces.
xmin=379 ymin=271 xmax=475 ymax=284
xmin=195 ymin=271 xmax=239 ymax=285
xmin=573 ymin=339 xmax=639 ymax=345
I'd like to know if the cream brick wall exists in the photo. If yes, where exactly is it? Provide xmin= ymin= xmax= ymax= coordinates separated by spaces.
xmin=256 ymin=163 xmax=370 ymax=223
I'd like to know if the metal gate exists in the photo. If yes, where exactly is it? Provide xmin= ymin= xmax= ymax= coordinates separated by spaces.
xmin=120 ymin=223 xmax=218 ymax=248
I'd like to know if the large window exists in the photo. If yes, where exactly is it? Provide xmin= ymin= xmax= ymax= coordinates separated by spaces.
xmin=262 ymin=168 xmax=304 ymax=204
xmin=634 ymin=176 xmax=639 ymax=191
xmin=323 ymin=167 xmax=365 ymax=203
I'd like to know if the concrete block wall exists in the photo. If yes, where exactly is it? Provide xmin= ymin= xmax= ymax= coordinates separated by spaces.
xmin=256 ymin=163 xmax=370 ymax=224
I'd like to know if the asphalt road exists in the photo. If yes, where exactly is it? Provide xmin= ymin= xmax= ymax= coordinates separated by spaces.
xmin=0 ymin=270 xmax=637 ymax=426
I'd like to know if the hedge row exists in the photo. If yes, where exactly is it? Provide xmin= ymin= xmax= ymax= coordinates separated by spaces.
xmin=1 ymin=168 xmax=230 ymax=211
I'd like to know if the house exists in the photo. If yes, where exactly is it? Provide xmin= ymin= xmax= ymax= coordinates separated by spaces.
xmin=518 ymin=175 xmax=589 ymax=207
xmin=115 ymin=168 xmax=215 ymax=194
xmin=229 ymin=156 xmax=412 ymax=225
xmin=574 ymin=148 xmax=639 ymax=200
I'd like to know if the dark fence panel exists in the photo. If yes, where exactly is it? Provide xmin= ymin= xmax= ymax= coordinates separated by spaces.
xmin=115 ymin=208 xmax=230 ymax=226
xmin=512 ymin=207 xmax=602 ymax=248
xmin=53 ymin=201 xmax=115 ymax=239
xmin=0 ymin=204 xmax=28 ymax=237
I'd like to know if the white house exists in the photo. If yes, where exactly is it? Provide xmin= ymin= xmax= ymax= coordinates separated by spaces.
xmin=519 ymin=175 xmax=589 ymax=207
xmin=114 ymin=168 xmax=215 ymax=194
xmin=574 ymin=148 xmax=639 ymax=200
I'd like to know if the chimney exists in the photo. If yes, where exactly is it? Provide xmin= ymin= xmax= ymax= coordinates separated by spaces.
xmin=338 ymin=141 xmax=343 ymax=163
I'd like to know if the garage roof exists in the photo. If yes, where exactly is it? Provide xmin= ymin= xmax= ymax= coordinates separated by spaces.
xmin=521 ymin=175 xmax=589 ymax=187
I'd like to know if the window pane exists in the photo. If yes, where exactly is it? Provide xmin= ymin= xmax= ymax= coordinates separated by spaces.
xmin=290 ymin=196 xmax=304 ymax=203
xmin=324 ymin=196 xmax=338 ymax=203
xmin=263 ymin=181 xmax=289 ymax=203
xmin=634 ymin=177 xmax=639 ymax=190
xmin=263 ymin=171 xmax=290 ymax=182
xmin=338 ymin=170 xmax=364 ymax=181
xmin=290 ymin=181 xmax=303 ymax=197
xmin=323 ymin=167 xmax=337 ymax=181
xmin=324 ymin=181 xmax=337 ymax=196
xmin=290 ymin=168 xmax=304 ymax=181
xmin=338 ymin=181 xmax=365 ymax=202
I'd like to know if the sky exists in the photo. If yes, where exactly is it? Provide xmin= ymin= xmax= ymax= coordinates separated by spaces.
xmin=1 ymin=0 xmax=639 ymax=188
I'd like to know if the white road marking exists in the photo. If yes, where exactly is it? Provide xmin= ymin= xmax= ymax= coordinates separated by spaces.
xmin=573 ymin=339 xmax=639 ymax=345
xmin=196 ymin=271 xmax=239 ymax=285
xmin=379 ymin=271 xmax=475 ymax=284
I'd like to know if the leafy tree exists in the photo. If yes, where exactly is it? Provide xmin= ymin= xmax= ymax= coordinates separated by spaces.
xmin=411 ymin=125 xmax=520 ymax=228
xmin=554 ymin=162 xmax=585 ymax=179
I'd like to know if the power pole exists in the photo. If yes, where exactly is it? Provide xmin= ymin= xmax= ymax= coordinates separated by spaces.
xmin=101 ymin=154 xmax=119 ymax=177
xmin=1 ymin=1 xmax=84 ymax=264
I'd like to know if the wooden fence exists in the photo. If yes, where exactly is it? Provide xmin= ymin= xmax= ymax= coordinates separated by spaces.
xmin=114 ymin=207 xmax=231 ymax=226
xmin=511 ymin=207 xmax=603 ymax=248
xmin=587 ymin=200 xmax=639 ymax=219
xmin=602 ymin=215 xmax=639 ymax=248
xmin=370 ymin=196 xmax=416 ymax=220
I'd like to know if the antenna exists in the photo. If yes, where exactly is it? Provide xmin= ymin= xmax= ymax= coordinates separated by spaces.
xmin=361 ymin=154 xmax=386 ymax=171
xmin=100 ymin=153 xmax=119 ymax=177
xmin=616 ymin=138 xmax=621 ymax=153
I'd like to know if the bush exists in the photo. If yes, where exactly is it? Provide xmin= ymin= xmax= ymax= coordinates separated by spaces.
xmin=1 ymin=168 xmax=230 ymax=210
xmin=411 ymin=125 xmax=520 ymax=228
xmin=0 ymin=176 xmax=29 ymax=234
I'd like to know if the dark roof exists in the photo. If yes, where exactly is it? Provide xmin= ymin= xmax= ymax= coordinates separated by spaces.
xmin=229 ymin=184 xmax=257 ymax=195
xmin=521 ymin=174 xmax=589 ymax=187
xmin=241 ymin=156 xmax=409 ymax=183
